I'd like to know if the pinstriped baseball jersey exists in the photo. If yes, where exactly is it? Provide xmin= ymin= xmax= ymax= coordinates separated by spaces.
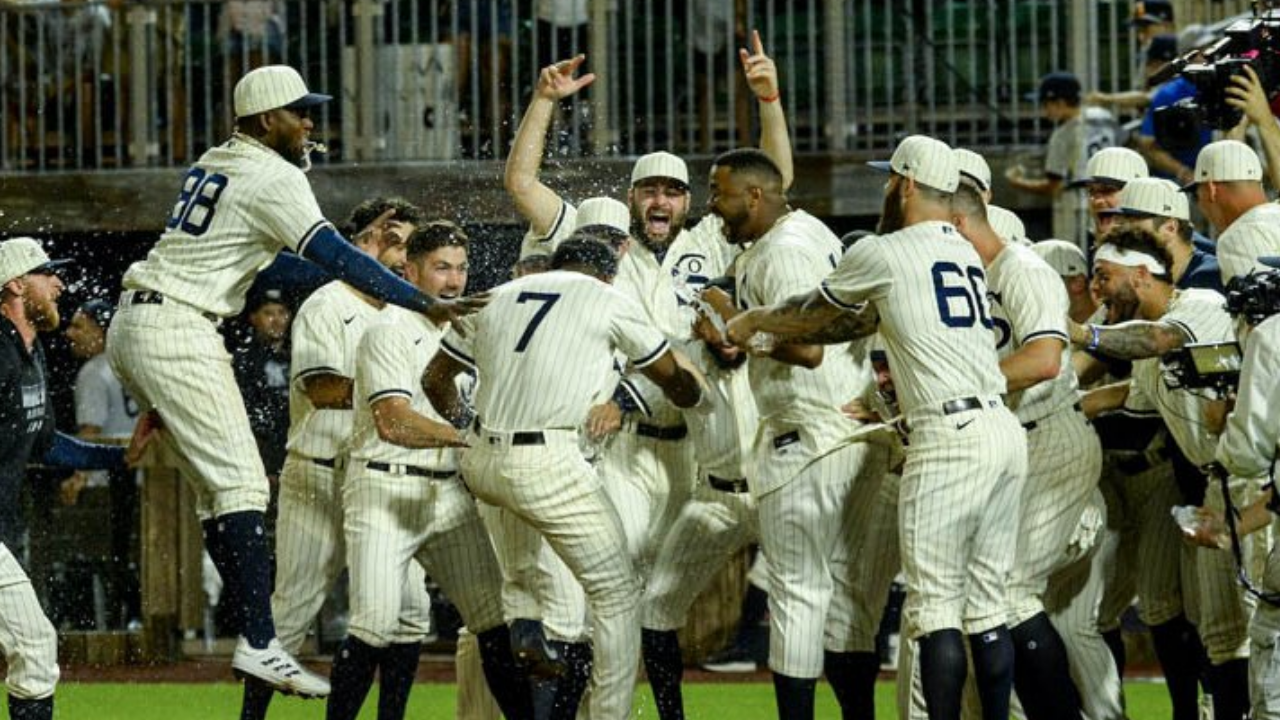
xmin=681 ymin=340 xmax=757 ymax=480
xmin=984 ymin=243 xmax=1077 ymax=423
xmin=286 ymin=282 xmax=380 ymax=460
xmin=440 ymin=271 xmax=670 ymax=430
xmin=1131 ymin=288 xmax=1234 ymax=466
xmin=735 ymin=210 xmax=864 ymax=495
xmin=1216 ymin=314 xmax=1280 ymax=478
xmin=821 ymin=221 xmax=1006 ymax=415
xmin=123 ymin=134 xmax=332 ymax=318
xmin=348 ymin=306 xmax=455 ymax=468
xmin=1217 ymin=202 xmax=1280 ymax=284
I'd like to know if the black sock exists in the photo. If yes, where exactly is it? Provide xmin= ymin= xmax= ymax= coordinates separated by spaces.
xmin=326 ymin=636 xmax=385 ymax=720
xmin=239 ymin=677 xmax=275 ymax=720
xmin=548 ymin=641 xmax=592 ymax=720
xmin=642 ymin=628 xmax=685 ymax=720
xmin=918 ymin=629 xmax=966 ymax=720
xmin=377 ymin=642 xmax=421 ymax=720
xmin=476 ymin=625 xmax=535 ymax=720
xmin=1206 ymin=658 xmax=1250 ymax=720
xmin=771 ymin=673 xmax=817 ymax=720
xmin=1008 ymin=615 xmax=1081 ymax=720
xmin=823 ymin=650 xmax=878 ymax=720
xmin=1149 ymin=616 xmax=1205 ymax=720
xmin=7 ymin=695 xmax=53 ymax=720
xmin=970 ymin=627 xmax=1017 ymax=720
xmin=205 ymin=511 xmax=275 ymax=649
xmin=736 ymin=583 xmax=770 ymax=639
xmin=1101 ymin=627 xmax=1126 ymax=677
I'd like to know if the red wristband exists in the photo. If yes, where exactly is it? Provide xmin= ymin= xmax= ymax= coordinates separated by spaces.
xmin=759 ymin=93 xmax=780 ymax=103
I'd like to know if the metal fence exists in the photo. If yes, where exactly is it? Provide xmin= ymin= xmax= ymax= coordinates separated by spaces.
xmin=0 ymin=0 xmax=1255 ymax=174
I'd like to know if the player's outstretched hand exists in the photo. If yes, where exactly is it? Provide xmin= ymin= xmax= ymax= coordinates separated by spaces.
xmin=125 ymin=409 xmax=164 ymax=467
xmin=425 ymin=292 xmax=491 ymax=330
xmin=353 ymin=208 xmax=397 ymax=243
xmin=1175 ymin=505 xmax=1228 ymax=549
xmin=586 ymin=402 xmax=622 ymax=440
xmin=537 ymin=54 xmax=596 ymax=103
xmin=739 ymin=29 xmax=778 ymax=100
xmin=1225 ymin=65 xmax=1272 ymax=128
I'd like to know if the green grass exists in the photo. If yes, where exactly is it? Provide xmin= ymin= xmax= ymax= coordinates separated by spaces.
xmin=51 ymin=680 xmax=1173 ymax=719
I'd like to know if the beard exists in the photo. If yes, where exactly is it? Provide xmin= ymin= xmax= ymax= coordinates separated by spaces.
xmin=29 ymin=299 xmax=59 ymax=333
xmin=1102 ymin=283 xmax=1141 ymax=324
xmin=877 ymin=183 xmax=906 ymax=234
xmin=629 ymin=202 xmax=688 ymax=250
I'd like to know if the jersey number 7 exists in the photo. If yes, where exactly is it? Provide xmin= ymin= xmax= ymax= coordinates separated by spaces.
xmin=514 ymin=292 xmax=561 ymax=352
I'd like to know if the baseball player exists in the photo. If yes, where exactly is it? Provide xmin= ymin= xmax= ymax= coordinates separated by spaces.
xmin=728 ymin=135 xmax=1028 ymax=720
xmin=327 ymin=222 xmax=533 ymax=720
xmin=1101 ymin=178 xmax=1222 ymax=292
xmin=696 ymin=148 xmax=886 ymax=720
xmin=985 ymin=205 xmax=1031 ymax=246
xmin=238 ymin=198 xmax=433 ymax=720
xmin=104 ymin=65 xmax=477 ymax=698
xmin=954 ymin=149 xmax=992 ymax=202
xmin=1188 ymin=140 xmax=1280 ymax=284
xmin=951 ymin=179 xmax=1103 ymax=719
xmin=423 ymin=237 xmax=708 ymax=720
xmin=0 ymin=237 xmax=133 ymax=720
xmin=1071 ymin=225 xmax=1256 ymax=720
xmin=1071 ymin=146 xmax=1149 ymax=247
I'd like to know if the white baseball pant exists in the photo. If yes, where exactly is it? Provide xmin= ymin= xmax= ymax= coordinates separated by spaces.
xmin=0 ymin=545 xmax=57 ymax=701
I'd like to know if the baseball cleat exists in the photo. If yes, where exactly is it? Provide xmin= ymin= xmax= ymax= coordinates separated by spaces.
xmin=231 ymin=637 xmax=331 ymax=699
xmin=700 ymin=645 xmax=759 ymax=673
xmin=510 ymin=618 xmax=566 ymax=679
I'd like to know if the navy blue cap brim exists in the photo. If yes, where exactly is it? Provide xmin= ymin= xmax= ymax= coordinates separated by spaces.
xmin=1099 ymin=207 xmax=1159 ymax=218
xmin=1260 ymin=256 xmax=1280 ymax=269
xmin=1067 ymin=176 xmax=1127 ymax=189
xmin=35 ymin=259 xmax=72 ymax=274
xmin=285 ymin=93 xmax=332 ymax=109
xmin=867 ymin=160 xmax=893 ymax=173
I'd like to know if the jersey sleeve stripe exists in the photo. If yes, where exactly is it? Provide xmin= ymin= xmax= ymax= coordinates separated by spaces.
xmin=618 ymin=379 xmax=651 ymax=416
xmin=295 ymin=366 xmax=343 ymax=380
xmin=538 ymin=201 xmax=569 ymax=243
xmin=440 ymin=339 xmax=476 ymax=367
xmin=367 ymin=388 xmax=412 ymax=403
xmin=631 ymin=340 xmax=670 ymax=369
xmin=1166 ymin=318 xmax=1197 ymax=343
xmin=819 ymin=282 xmax=861 ymax=310
xmin=296 ymin=220 xmax=334 ymax=257
xmin=1020 ymin=329 xmax=1070 ymax=345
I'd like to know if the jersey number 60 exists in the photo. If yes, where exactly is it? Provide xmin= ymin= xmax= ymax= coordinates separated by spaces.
xmin=167 ymin=168 xmax=229 ymax=236
xmin=931 ymin=262 xmax=993 ymax=329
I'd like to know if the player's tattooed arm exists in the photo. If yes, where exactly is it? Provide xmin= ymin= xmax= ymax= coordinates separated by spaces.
xmin=1069 ymin=318 xmax=1191 ymax=360
xmin=781 ymin=303 xmax=879 ymax=345
xmin=726 ymin=288 xmax=850 ymax=349
xmin=423 ymin=351 xmax=471 ymax=429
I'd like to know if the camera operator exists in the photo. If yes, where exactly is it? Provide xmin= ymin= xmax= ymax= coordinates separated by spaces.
xmin=1069 ymin=225 xmax=1255 ymax=720
xmin=1136 ymin=35 xmax=1213 ymax=187
xmin=1187 ymin=257 xmax=1280 ymax=719
xmin=1099 ymin=177 xmax=1223 ymax=291
xmin=1225 ymin=63 xmax=1280 ymax=192
xmin=1189 ymin=139 xmax=1280 ymax=285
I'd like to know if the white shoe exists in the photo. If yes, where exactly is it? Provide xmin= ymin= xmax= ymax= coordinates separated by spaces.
xmin=231 ymin=637 xmax=331 ymax=699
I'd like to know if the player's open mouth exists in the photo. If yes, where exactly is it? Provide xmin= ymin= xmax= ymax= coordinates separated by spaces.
xmin=646 ymin=213 xmax=671 ymax=235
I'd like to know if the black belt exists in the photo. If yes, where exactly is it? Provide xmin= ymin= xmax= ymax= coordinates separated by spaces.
xmin=635 ymin=423 xmax=688 ymax=441
xmin=707 ymin=475 xmax=749 ymax=493
xmin=365 ymin=461 xmax=456 ymax=480
xmin=473 ymin=418 xmax=548 ymax=446
xmin=942 ymin=397 xmax=985 ymax=415
xmin=1022 ymin=402 xmax=1084 ymax=432
xmin=312 ymin=457 xmax=338 ymax=469
xmin=129 ymin=290 xmax=220 ymax=323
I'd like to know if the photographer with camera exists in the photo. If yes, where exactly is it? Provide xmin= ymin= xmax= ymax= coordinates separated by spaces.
xmin=1100 ymin=177 xmax=1224 ymax=292
xmin=1188 ymin=139 xmax=1280 ymax=285
xmin=1183 ymin=258 xmax=1280 ymax=719
xmin=1137 ymin=35 xmax=1214 ymax=187
xmin=1225 ymin=63 xmax=1280 ymax=193
xmin=1069 ymin=225 xmax=1254 ymax=720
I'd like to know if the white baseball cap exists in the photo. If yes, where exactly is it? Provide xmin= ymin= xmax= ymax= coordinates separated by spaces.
xmin=1069 ymin=147 xmax=1148 ymax=188
xmin=1101 ymin=177 xmax=1190 ymax=220
xmin=987 ymin=205 xmax=1029 ymax=245
xmin=574 ymin=197 xmax=631 ymax=235
xmin=1184 ymin=139 xmax=1263 ymax=190
xmin=868 ymin=135 xmax=960 ymax=193
xmin=0 ymin=236 xmax=70 ymax=286
xmin=1032 ymin=239 xmax=1088 ymax=277
xmin=631 ymin=151 xmax=689 ymax=189
xmin=953 ymin=148 xmax=992 ymax=192
xmin=233 ymin=65 xmax=333 ymax=119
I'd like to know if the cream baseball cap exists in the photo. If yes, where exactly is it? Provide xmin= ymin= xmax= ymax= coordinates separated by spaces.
xmin=1184 ymin=139 xmax=1263 ymax=190
xmin=1069 ymin=147 xmax=1148 ymax=188
xmin=631 ymin=151 xmax=689 ymax=189
xmin=574 ymin=197 xmax=631 ymax=235
xmin=0 ymin=237 xmax=70 ymax=286
xmin=234 ymin=65 xmax=332 ymax=119
xmin=868 ymin=135 xmax=960 ymax=193
xmin=987 ymin=205 xmax=1029 ymax=245
xmin=954 ymin=148 xmax=992 ymax=192
xmin=1032 ymin=239 xmax=1088 ymax=277
xmin=1102 ymin=177 xmax=1189 ymax=220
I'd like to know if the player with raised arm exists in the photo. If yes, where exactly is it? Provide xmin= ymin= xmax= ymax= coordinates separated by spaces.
xmin=105 ymin=65 xmax=480 ymax=700
xmin=727 ymin=136 xmax=1028 ymax=720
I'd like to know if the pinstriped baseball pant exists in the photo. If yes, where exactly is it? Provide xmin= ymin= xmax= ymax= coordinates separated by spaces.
xmin=342 ymin=464 xmax=502 ymax=648
xmin=462 ymin=432 xmax=641 ymax=720
xmin=1196 ymin=475 xmax=1268 ymax=665
xmin=1250 ymin=519 xmax=1280 ymax=720
xmin=0 ymin=544 xmax=57 ymax=700
xmin=272 ymin=454 xmax=431 ymax=653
